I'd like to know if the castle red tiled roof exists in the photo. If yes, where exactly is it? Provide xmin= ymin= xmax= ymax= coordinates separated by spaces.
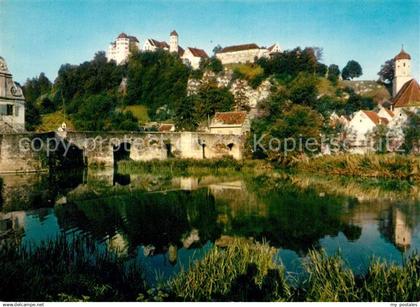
xmin=213 ymin=111 xmax=247 ymax=125
xmin=393 ymin=79 xmax=420 ymax=108
xmin=170 ymin=30 xmax=178 ymax=36
xmin=187 ymin=47 xmax=208 ymax=58
xmin=217 ymin=43 xmax=260 ymax=53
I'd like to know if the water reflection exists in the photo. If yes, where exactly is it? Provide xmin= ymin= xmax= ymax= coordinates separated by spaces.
xmin=0 ymin=169 xmax=419 ymax=282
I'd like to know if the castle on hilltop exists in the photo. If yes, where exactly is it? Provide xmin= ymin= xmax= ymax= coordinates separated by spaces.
xmin=107 ymin=30 xmax=209 ymax=69
xmin=106 ymin=30 xmax=281 ymax=68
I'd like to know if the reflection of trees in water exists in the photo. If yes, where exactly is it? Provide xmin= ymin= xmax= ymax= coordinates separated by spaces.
xmin=55 ymin=189 xmax=223 ymax=254
xmin=223 ymin=180 xmax=362 ymax=254
xmin=0 ymin=170 xmax=84 ymax=213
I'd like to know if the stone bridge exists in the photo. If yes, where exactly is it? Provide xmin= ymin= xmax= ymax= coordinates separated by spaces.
xmin=0 ymin=131 xmax=244 ymax=172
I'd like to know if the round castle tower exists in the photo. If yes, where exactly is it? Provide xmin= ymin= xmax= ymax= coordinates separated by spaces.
xmin=393 ymin=48 xmax=412 ymax=97
xmin=169 ymin=30 xmax=179 ymax=53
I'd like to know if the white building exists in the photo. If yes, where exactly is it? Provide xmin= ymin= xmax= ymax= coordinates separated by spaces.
xmin=182 ymin=47 xmax=209 ymax=69
xmin=144 ymin=30 xmax=208 ymax=69
xmin=347 ymin=110 xmax=389 ymax=151
xmin=215 ymin=43 xmax=281 ymax=65
xmin=106 ymin=32 xmax=140 ymax=65
xmin=143 ymin=30 xmax=185 ymax=56
xmin=392 ymin=48 xmax=412 ymax=97
xmin=0 ymin=56 xmax=25 ymax=133
xmin=143 ymin=38 xmax=170 ymax=52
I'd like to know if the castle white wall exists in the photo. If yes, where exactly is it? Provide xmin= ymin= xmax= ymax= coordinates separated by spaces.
xmin=216 ymin=48 xmax=269 ymax=65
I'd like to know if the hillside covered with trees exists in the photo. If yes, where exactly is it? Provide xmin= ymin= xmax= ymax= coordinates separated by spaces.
xmin=22 ymin=46 xmax=391 ymax=139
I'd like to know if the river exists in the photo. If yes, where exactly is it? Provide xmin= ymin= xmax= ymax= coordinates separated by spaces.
xmin=0 ymin=168 xmax=419 ymax=285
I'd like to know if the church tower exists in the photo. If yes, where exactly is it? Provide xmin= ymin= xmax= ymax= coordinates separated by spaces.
xmin=169 ymin=30 xmax=179 ymax=53
xmin=393 ymin=47 xmax=412 ymax=97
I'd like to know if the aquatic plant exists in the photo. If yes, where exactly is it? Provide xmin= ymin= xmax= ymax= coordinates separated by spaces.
xmin=294 ymin=154 xmax=419 ymax=180
xmin=169 ymin=238 xmax=290 ymax=301
xmin=0 ymin=235 xmax=146 ymax=301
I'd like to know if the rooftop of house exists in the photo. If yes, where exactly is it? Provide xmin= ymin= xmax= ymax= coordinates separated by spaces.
xmin=211 ymin=111 xmax=248 ymax=126
xmin=267 ymin=44 xmax=280 ymax=52
xmin=217 ymin=43 xmax=260 ymax=54
xmin=186 ymin=47 xmax=208 ymax=58
xmin=170 ymin=30 xmax=178 ymax=36
xmin=147 ymin=38 xmax=170 ymax=49
xmin=158 ymin=123 xmax=175 ymax=132
xmin=393 ymin=79 xmax=420 ymax=108
xmin=361 ymin=111 xmax=388 ymax=125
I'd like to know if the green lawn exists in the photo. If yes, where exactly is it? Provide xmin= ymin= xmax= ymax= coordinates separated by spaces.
xmin=123 ymin=105 xmax=150 ymax=123
xmin=37 ymin=111 xmax=75 ymax=132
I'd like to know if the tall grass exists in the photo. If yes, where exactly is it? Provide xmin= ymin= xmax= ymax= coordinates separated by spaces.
xmin=169 ymin=238 xmax=290 ymax=301
xmin=168 ymin=241 xmax=420 ymax=302
xmin=0 ymin=235 xmax=146 ymax=301
xmin=295 ymin=154 xmax=419 ymax=180
xmin=117 ymin=157 xmax=271 ymax=176
xmin=0 ymin=236 xmax=418 ymax=302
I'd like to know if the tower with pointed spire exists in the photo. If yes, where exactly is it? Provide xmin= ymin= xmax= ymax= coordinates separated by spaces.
xmin=393 ymin=46 xmax=412 ymax=97
xmin=169 ymin=30 xmax=179 ymax=53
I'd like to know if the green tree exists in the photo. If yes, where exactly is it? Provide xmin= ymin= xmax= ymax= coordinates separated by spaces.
xmin=25 ymin=100 xmax=41 ymax=131
xmin=377 ymin=59 xmax=394 ymax=85
xmin=174 ymin=83 xmax=234 ymax=130
xmin=288 ymin=73 xmax=318 ymax=107
xmin=370 ymin=124 xmax=390 ymax=154
xmin=256 ymin=47 xmax=319 ymax=80
xmin=341 ymin=60 xmax=363 ymax=80
xmin=126 ymin=50 xmax=189 ymax=119
xmin=199 ymin=57 xmax=223 ymax=74
xmin=264 ymin=104 xmax=323 ymax=160
xmin=316 ymin=63 xmax=328 ymax=77
xmin=327 ymin=64 xmax=340 ymax=83
xmin=212 ymin=45 xmax=222 ymax=54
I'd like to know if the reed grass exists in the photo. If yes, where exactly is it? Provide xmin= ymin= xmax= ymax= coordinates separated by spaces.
xmin=0 ymin=235 xmax=145 ymax=301
xmin=169 ymin=238 xmax=290 ymax=301
xmin=168 ymin=242 xmax=419 ymax=302
xmin=117 ymin=157 xmax=271 ymax=176
xmin=0 ymin=235 xmax=418 ymax=302
xmin=295 ymin=154 xmax=419 ymax=180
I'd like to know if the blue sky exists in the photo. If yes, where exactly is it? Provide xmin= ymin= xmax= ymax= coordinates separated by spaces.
xmin=1 ymin=0 xmax=419 ymax=83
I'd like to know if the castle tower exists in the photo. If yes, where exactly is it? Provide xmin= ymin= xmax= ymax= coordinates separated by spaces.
xmin=393 ymin=47 xmax=412 ymax=97
xmin=169 ymin=30 xmax=179 ymax=53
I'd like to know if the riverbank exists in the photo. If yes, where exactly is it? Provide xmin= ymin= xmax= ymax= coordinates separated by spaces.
xmin=117 ymin=154 xmax=419 ymax=180
xmin=0 ymin=236 xmax=418 ymax=302
xmin=294 ymin=154 xmax=419 ymax=180
xmin=116 ymin=158 xmax=272 ymax=176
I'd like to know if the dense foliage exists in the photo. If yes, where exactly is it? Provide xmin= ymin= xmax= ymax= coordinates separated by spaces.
xmin=126 ymin=50 xmax=190 ymax=120
xmin=174 ymin=81 xmax=234 ymax=130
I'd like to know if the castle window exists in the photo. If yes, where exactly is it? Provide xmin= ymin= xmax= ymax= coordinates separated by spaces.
xmin=403 ymin=63 xmax=406 ymax=67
